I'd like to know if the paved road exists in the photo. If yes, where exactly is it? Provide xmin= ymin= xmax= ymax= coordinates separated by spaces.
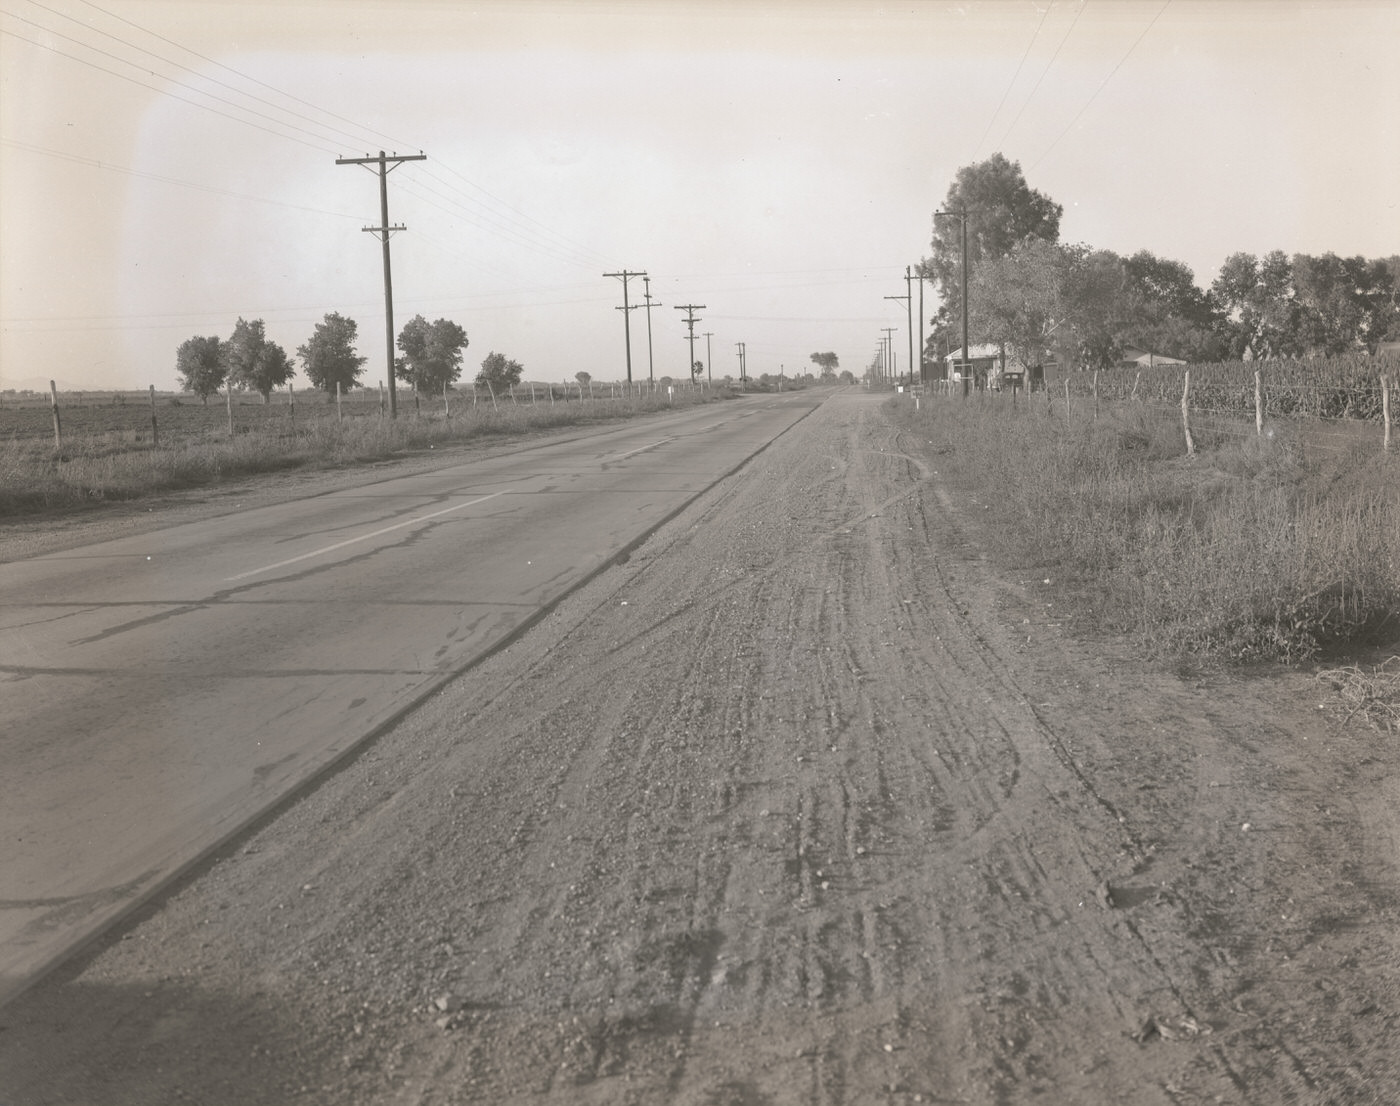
xmin=0 ymin=392 xmax=823 ymax=1004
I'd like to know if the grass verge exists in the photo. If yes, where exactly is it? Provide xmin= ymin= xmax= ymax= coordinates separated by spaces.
xmin=894 ymin=391 xmax=1399 ymax=664
xmin=0 ymin=390 xmax=727 ymax=518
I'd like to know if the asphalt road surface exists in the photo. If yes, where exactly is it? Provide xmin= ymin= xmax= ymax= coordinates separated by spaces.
xmin=0 ymin=392 xmax=821 ymax=1004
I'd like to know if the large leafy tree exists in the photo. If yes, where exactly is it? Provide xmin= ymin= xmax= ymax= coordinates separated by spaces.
xmin=298 ymin=312 xmax=368 ymax=395
xmin=397 ymin=315 xmax=469 ymax=394
xmin=476 ymin=351 xmax=523 ymax=393
xmin=970 ymin=240 xmax=1135 ymax=371
xmin=925 ymin=153 xmax=1063 ymax=351
xmin=1291 ymin=253 xmax=1395 ymax=355
xmin=225 ymin=317 xmax=293 ymax=401
xmin=1211 ymin=250 xmax=1299 ymax=360
xmin=175 ymin=335 xmax=226 ymax=403
xmin=1121 ymin=250 xmax=1225 ymax=363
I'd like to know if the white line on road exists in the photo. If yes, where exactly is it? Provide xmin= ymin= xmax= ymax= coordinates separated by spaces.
xmin=225 ymin=491 xmax=508 ymax=581
xmin=606 ymin=437 xmax=676 ymax=463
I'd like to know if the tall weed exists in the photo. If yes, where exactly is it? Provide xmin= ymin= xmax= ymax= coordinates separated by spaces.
xmin=898 ymin=393 xmax=1399 ymax=662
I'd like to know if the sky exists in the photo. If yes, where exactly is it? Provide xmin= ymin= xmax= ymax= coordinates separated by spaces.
xmin=2 ymin=0 xmax=1399 ymax=393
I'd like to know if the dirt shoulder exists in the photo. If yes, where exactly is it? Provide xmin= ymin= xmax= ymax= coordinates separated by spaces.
xmin=1 ymin=394 xmax=1396 ymax=1104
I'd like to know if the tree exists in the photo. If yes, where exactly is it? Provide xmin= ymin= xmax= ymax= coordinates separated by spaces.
xmin=1120 ymin=250 xmax=1225 ymax=362
xmin=575 ymin=370 xmax=592 ymax=389
xmin=1291 ymin=253 xmax=1394 ymax=355
xmin=810 ymin=351 xmax=839 ymax=380
xmin=925 ymin=153 xmax=1063 ymax=342
xmin=175 ymin=335 xmax=226 ymax=403
xmin=477 ymin=351 xmax=523 ymax=393
xmin=1211 ymin=250 xmax=1299 ymax=360
xmin=298 ymin=312 xmax=367 ymax=395
xmin=225 ymin=317 xmax=293 ymax=401
xmin=397 ymin=315 xmax=469 ymax=394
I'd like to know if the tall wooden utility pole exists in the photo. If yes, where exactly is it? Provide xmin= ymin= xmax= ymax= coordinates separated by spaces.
xmin=735 ymin=341 xmax=746 ymax=382
xmin=336 ymin=150 xmax=427 ymax=419
xmin=604 ymin=271 xmax=646 ymax=384
xmin=702 ymin=331 xmax=714 ymax=383
xmin=642 ymin=275 xmax=661 ymax=384
xmin=885 ymin=287 xmax=909 ymax=388
xmin=882 ymin=326 xmax=897 ymax=387
xmin=674 ymin=304 xmax=706 ymax=382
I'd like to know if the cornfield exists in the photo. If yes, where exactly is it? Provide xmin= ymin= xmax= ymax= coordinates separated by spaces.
xmin=1057 ymin=354 xmax=1395 ymax=421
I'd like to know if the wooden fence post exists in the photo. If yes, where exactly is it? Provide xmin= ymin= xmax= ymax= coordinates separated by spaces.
xmin=1182 ymin=370 xmax=1195 ymax=455
xmin=149 ymin=384 xmax=159 ymax=448
xmin=1063 ymin=378 xmax=1071 ymax=416
xmin=379 ymin=381 xmax=386 ymax=418
xmin=336 ymin=381 xmax=343 ymax=421
xmin=49 ymin=380 xmax=62 ymax=452
xmin=289 ymin=380 xmax=295 ymax=427
xmin=1092 ymin=370 xmax=1099 ymax=419
xmin=226 ymin=383 xmax=234 ymax=436
xmin=1255 ymin=369 xmax=1264 ymax=437
xmin=443 ymin=379 xmax=450 ymax=418
xmin=1383 ymin=375 xmax=1392 ymax=454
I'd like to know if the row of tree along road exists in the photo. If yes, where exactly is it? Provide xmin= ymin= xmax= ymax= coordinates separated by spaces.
xmin=175 ymin=312 xmax=523 ymax=404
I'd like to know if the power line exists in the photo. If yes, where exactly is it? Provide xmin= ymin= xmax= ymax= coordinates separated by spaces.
xmin=0 ymin=26 xmax=341 ymax=154
xmin=973 ymin=0 xmax=1053 ymax=159
xmin=20 ymin=0 xmax=374 ymax=151
xmin=990 ymin=0 xmax=1088 ymax=152
xmin=70 ymin=0 xmax=407 ymax=151
xmin=1030 ymin=0 xmax=1173 ymax=171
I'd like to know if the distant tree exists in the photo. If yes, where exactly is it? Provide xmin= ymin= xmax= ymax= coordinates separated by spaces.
xmin=477 ymin=351 xmax=524 ymax=393
xmin=810 ymin=351 xmax=839 ymax=380
xmin=175 ymin=335 xmax=226 ymax=403
xmin=575 ymin=370 xmax=592 ymax=389
xmin=224 ymin=317 xmax=293 ymax=401
xmin=397 ymin=315 xmax=469 ymax=394
xmin=838 ymin=369 xmax=856 ymax=384
xmin=298 ymin=312 xmax=367 ymax=395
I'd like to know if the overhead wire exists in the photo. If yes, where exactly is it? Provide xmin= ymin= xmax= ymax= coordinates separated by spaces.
xmin=1029 ymin=0 xmax=1173 ymax=171
xmin=989 ymin=0 xmax=1087 ymax=153
xmin=972 ymin=0 xmax=1053 ymax=159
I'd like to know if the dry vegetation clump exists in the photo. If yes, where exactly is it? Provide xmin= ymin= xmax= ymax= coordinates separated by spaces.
xmin=1316 ymin=656 xmax=1400 ymax=734
xmin=897 ymin=391 xmax=1399 ymax=664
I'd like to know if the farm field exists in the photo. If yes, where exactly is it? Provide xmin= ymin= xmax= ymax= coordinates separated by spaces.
xmin=1 ymin=390 xmax=1396 ymax=1104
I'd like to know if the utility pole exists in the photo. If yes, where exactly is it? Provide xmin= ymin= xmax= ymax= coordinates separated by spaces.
xmin=885 ymin=284 xmax=910 ymax=389
xmin=641 ymin=275 xmax=661 ymax=384
xmin=917 ymin=264 xmax=927 ymax=385
xmin=736 ymin=341 xmax=746 ymax=383
xmin=702 ymin=331 xmax=714 ymax=384
xmin=674 ymin=304 xmax=706 ymax=383
xmin=935 ymin=208 xmax=970 ymax=395
xmin=882 ymin=326 xmax=897 ymax=388
xmin=336 ymin=150 xmax=427 ymax=419
xmin=604 ymin=270 xmax=646 ymax=384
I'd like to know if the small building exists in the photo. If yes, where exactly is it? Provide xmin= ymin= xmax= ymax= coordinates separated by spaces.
xmin=943 ymin=343 xmax=1005 ymax=384
xmin=1118 ymin=345 xmax=1187 ymax=370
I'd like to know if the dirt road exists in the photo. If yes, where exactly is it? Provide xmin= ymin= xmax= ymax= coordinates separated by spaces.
xmin=2 ymin=391 xmax=1397 ymax=1104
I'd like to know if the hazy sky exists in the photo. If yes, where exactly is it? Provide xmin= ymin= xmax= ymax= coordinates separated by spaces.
xmin=3 ymin=0 xmax=1398 ymax=391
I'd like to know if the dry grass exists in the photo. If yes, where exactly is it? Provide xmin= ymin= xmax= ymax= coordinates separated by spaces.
xmin=896 ymin=390 xmax=1399 ymax=664
xmin=1317 ymin=657 xmax=1400 ymax=734
xmin=0 ymin=388 xmax=730 ymax=517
